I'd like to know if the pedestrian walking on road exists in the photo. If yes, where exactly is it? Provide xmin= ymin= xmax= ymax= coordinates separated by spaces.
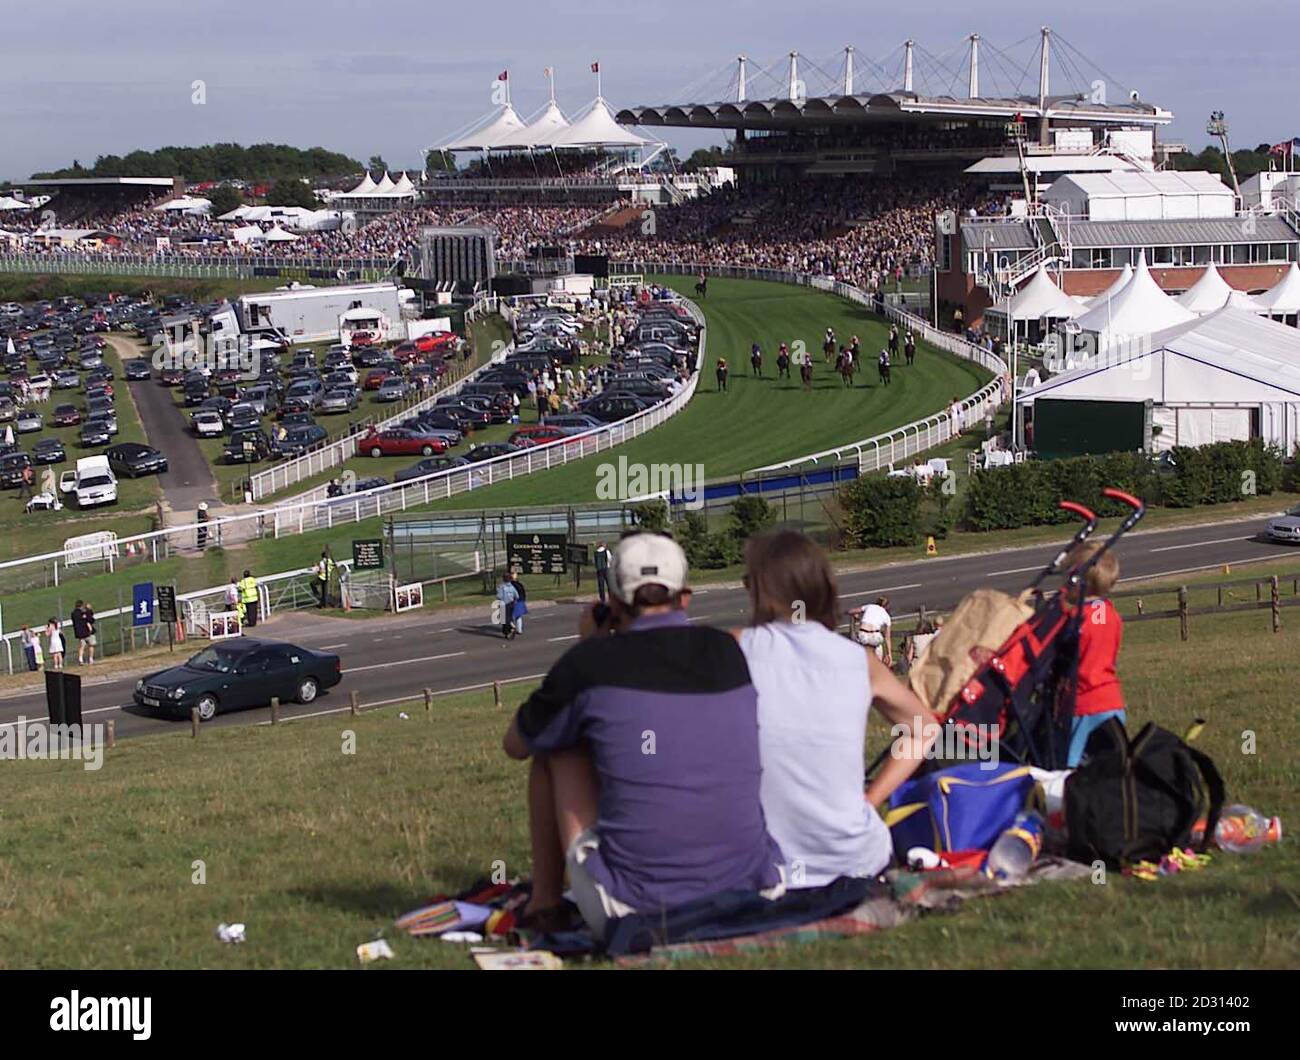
xmin=496 ymin=572 xmax=520 ymax=640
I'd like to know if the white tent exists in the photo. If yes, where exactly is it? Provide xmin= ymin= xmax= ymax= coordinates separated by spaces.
xmin=230 ymin=224 xmax=263 ymax=244
xmin=548 ymin=98 xmax=651 ymax=149
xmin=1177 ymin=262 xmax=1234 ymax=312
xmin=1017 ymin=306 xmax=1300 ymax=454
xmin=441 ymin=104 xmax=528 ymax=151
xmin=349 ymin=172 xmax=378 ymax=195
xmin=390 ymin=172 xmax=416 ymax=196
xmin=1073 ymin=252 xmax=1195 ymax=345
xmin=154 ymin=196 xmax=211 ymax=214
xmin=0 ymin=196 xmax=32 ymax=212
xmin=999 ymin=264 xmax=1087 ymax=321
xmin=373 ymin=171 xmax=396 ymax=194
xmin=1080 ymin=263 xmax=1133 ymax=308
xmin=259 ymin=225 xmax=299 ymax=242
xmin=1256 ymin=262 xmax=1300 ymax=317
xmin=519 ymin=99 xmax=571 ymax=146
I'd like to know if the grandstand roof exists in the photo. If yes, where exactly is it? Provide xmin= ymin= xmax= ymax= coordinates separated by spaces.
xmin=1068 ymin=216 xmax=1299 ymax=247
xmin=442 ymin=104 xmax=529 ymax=151
xmin=960 ymin=220 xmax=1035 ymax=251
xmin=617 ymin=93 xmax=1170 ymax=133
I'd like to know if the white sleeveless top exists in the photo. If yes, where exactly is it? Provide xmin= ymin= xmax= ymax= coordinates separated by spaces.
xmin=739 ymin=621 xmax=893 ymax=886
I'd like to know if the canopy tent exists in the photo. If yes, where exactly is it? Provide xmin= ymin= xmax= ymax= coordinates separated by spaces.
xmin=1016 ymin=306 xmax=1300 ymax=455
xmin=0 ymin=196 xmax=33 ymax=211
xmin=258 ymin=225 xmax=299 ymax=242
xmin=1256 ymin=262 xmax=1300 ymax=317
xmin=349 ymin=172 xmax=378 ymax=195
xmin=229 ymin=224 xmax=263 ymax=244
xmin=519 ymin=99 xmax=571 ymax=146
xmin=441 ymin=104 xmax=529 ymax=152
xmin=373 ymin=171 xmax=396 ymax=194
xmin=547 ymin=97 xmax=652 ymax=149
xmin=1176 ymin=262 xmax=1234 ymax=312
xmin=391 ymin=172 xmax=416 ymax=196
xmin=154 ymin=196 xmax=211 ymax=214
xmin=1072 ymin=252 xmax=1195 ymax=346
xmin=985 ymin=264 xmax=1087 ymax=344
xmin=1079 ymin=263 xmax=1133 ymax=308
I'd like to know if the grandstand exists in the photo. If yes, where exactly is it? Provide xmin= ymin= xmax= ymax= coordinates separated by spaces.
xmin=15 ymin=176 xmax=181 ymax=225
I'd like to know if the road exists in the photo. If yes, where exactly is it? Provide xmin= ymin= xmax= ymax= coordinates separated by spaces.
xmin=0 ymin=511 xmax=1293 ymax=741
xmin=109 ymin=337 xmax=219 ymax=514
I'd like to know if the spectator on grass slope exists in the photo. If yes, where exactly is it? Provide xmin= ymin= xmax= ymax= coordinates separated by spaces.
xmin=734 ymin=531 xmax=938 ymax=886
xmin=503 ymin=533 xmax=785 ymax=936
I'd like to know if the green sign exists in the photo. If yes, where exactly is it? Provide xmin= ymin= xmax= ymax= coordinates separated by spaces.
xmin=352 ymin=539 xmax=385 ymax=570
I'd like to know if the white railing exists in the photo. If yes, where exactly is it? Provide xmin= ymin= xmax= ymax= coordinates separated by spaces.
xmin=247 ymin=343 xmax=512 ymax=500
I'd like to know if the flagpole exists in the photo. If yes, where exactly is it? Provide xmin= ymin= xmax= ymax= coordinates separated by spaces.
xmin=547 ymin=67 xmax=555 ymax=103
xmin=595 ymin=62 xmax=602 ymax=100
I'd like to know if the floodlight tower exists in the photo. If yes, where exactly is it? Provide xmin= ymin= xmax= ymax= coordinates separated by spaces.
xmin=1207 ymin=110 xmax=1242 ymax=200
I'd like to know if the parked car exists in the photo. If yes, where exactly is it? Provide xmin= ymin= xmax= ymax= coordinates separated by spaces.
xmin=224 ymin=428 xmax=272 ymax=464
xmin=362 ymin=368 xmax=394 ymax=391
xmin=53 ymin=369 xmax=82 ymax=389
xmin=32 ymin=437 xmax=66 ymax=464
xmin=15 ymin=410 xmax=42 ymax=433
xmin=393 ymin=455 xmax=470 ymax=482
xmin=51 ymin=403 xmax=82 ymax=426
xmin=543 ymin=413 xmax=603 ymax=433
xmin=375 ymin=377 xmax=410 ymax=403
xmin=581 ymin=394 xmax=654 ymax=422
xmin=192 ymin=410 xmax=225 ymax=438
xmin=107 ymin=442 xmax=168 ymax=478
xmin=226 ymin=403 xmax=261 ymax=433
xmin=133 ymin=638 xmax=342 ymax=721
xmin=78 ymin=420 xmax=113 ymax=447
xmin=464 ymin=442 xmax=522 ymax=463
xmin=0 ymin=451 xmax=32 ymax=488
xmin=0 ymin=396 xmax=16 ymax=422
xmin=270 ymin=423 xmax=328 ymax=457
xmin=356 ymin=429 xmax=448 ymax=458
xmin=123 ymin=359 xmax=153 ymax=380
xmin=320 ymin=388 xmax=359 ymax=414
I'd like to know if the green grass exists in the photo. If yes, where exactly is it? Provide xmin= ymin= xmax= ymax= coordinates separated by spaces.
xmin=0 ymin=606 xmax=1293 ymax=969
xmin=407 ymin=275 xmax=989 ymax=510
xmin=0 ymin=273 xmax=293 ymax=304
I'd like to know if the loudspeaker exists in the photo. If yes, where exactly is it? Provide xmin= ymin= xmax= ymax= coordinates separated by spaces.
xmin=45 ymin=671 xmax=83 ymax=728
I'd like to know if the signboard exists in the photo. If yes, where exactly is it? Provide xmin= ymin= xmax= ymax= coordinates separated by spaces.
xmin=507 ymin=533 xmax=567 ymax=575
xmin=132 ymin=582 xmax=155 ymax=627
xmin=352 ymin=538 xmax=385 ymax=570
xmin=566 ymin=542 xmax=589 ymax=567
xmin=209 ymin=611 xmax=242 ymax=640
xmin=157 ymin=585 xmax=178 ymax=624
xmin=63 ymin=531 xmax=119 ymax=566
xmin=393 ymin=582 xmax=424 ymax=613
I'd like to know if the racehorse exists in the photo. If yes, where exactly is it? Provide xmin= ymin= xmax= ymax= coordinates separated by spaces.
xmin=799 ymin=359 xmax=814 ymax=390
xmin=695 ymin=277 xmax=708 ymax=299
xmin=838 ymin=351 xmax=855 ymax=386
xmin=750 ymin=348 xmax=763 ymax=376
xmin=776 ymin=351 xmax=790 ymax=379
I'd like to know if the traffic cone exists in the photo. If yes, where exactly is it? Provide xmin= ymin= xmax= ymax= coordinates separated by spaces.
xmin=926 ymin=536 xmax=938 ymax=557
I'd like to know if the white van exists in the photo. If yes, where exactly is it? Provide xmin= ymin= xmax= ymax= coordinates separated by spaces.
xmin=73 ymin=455 xmax=118 ymax=508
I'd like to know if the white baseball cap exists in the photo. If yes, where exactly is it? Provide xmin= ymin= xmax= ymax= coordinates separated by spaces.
xmin=609 ymin=533 xmax=689 ymax=604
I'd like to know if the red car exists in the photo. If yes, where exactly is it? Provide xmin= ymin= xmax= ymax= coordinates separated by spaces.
xmin=392 ymin=341 xmax=421 ymax=363
xmin=51 ymin=404 xmax=82 ymax=426
xmin=414 ymin=331 xmax=456 ymax=354
xmin=508 ymin=426 xmax=577 ymax=448
xmin=362 ymin=369 xmax=394 ymax=390
xmin=357 ymin=429 xmax=448 ymax=458
xmin=349 ymin=330 xmax=376 ymax=348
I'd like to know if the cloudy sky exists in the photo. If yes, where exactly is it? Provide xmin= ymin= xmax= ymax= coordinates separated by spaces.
xmin=2 ymin=0 xmax=1297 ymax=179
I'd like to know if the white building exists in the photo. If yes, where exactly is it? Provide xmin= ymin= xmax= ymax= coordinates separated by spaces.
xmin=1042 ymin=171 xmax=1236 ymax=221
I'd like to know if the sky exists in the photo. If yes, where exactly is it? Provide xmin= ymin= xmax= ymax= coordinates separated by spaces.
xmin=2 ymin=0 xmax=1299 ymax=180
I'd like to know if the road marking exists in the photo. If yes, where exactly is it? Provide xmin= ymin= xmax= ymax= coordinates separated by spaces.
xmin=547 ymin=634 xmax=579 ymax=642
xmin=319 ymin=642 xmax=348 ymax=649
xmin=1148 ymin=536 xmax=1254 ymax=554
xmin=346 ymin=651 xmax=465 ymax=673
xmin=1121 ymin=553 xmax=1283 ymax=582
xmin=838 ymin=582 xmax=922 ymax=599
xmin=987 ymin=565 xmax=1043 ymax=577
xmin=0 ymin=703 xmax=124 ymax=730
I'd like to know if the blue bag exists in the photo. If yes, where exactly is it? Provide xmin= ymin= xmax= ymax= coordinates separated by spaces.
xmin=884 ymin=762 xmax=1041 ymax=857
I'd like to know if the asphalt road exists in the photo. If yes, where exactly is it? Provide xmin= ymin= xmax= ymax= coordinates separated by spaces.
xmin=1 ymin=510 xmax=1294 ymax=742
xmin=110 ymin=337 xmax=218 ymax=513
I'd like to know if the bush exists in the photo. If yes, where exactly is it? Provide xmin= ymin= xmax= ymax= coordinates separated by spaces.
xmin=840 ymin=474 xmax=921 ymax=548
xmin=1162 ymin=440 xmax=1282 ymax=507
xmin=628 ymin=500 xmax=669 ymax=532
xmin=677 ymin=510 xmax=739 ymax=569
xmin=727 ymin=494 xmax=775 ymax=540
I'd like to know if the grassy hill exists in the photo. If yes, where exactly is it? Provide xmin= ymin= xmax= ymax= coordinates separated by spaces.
xmin=0 ymin=604 xmax=1293 ymax=969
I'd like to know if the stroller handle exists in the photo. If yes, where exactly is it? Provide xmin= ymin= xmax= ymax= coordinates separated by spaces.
xmin=1058 ymin=501 xmax=1097 ymax=524
xmin=1102 ymin=487 xmax=1144 ymax=513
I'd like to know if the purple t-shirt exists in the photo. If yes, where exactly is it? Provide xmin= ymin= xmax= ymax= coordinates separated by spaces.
xmin=516 ymin=611 xmax=784 ymax=912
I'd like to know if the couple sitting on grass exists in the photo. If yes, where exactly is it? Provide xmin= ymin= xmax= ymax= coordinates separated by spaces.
xmin=503 ymin=529 xmax=940 ymax=937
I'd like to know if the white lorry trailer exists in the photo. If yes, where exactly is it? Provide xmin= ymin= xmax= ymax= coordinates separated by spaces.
xmin=236 ymin=282 xmax=410 ymax=344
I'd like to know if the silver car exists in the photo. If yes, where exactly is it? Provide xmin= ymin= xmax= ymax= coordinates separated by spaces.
xmin=320 ymin=388 xmax=359 ymax=414
xmin=1265 ymin=504 xmax=1300 ymax=544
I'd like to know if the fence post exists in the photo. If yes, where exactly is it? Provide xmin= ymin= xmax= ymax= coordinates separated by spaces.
xmin=349 ymin=690 xmax=359 ymax=716
xmin=191 ymin=708 xmax=200 ymax=738
xmin=1271 ymin=575 xmax=1281 ymax=633
xmin=1178 ymin=587 xmax=1189 ymax=641
xmin=106 ymin=719 xmax=115 ymax=750
xmin=270 ymin=696 xmax=279 ymax=725
xmin=493 ymin=680 xmax=502 ymax=708
xmin=423 ymin=687 xmax=432 ymax=716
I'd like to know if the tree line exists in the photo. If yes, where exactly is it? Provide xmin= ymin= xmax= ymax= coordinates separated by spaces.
xmin=32 ymin=143 xmax=363 ymax=182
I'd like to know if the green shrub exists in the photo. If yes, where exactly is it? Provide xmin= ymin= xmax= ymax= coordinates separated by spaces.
xmin=839 ymin=474 xmax=921 ymax=548
xmin=628 ymin=500 xmax=669 ymax=532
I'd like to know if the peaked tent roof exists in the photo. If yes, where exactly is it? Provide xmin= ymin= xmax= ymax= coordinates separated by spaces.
xmin=1080 ymin=263 xmax=1133 ymax=308
xmin=0 ymin=196 xmax=33 ymax=211
xmin=390 ymin=172 xmax=416 ymax=195
xmin=373 ymin=171 xmax=396 ymax=194
xmin=990 ymin=264 xmax=1087 ymax=321
xmin=1176 ymin=262 xmax=1234 ymax=312
xmin=1257 ymin=262 xmax=1300 ymax=314
xmin=350 ymin=172 xmax=378 ymax=195
xmin=442 ymin=104 xmax=528 ymax=151
xmin=1073 ymin=252 xmax=1195 ymax=338
xmin=259 ymin=225 xmax=299 ymax=242
xmin=1018 ymin=307 xmax=1300 ymax=405
xmin=549 ymin=97 xmax=652 ymax=148
xmin=520 ymin=100 xmax=571 ymax=147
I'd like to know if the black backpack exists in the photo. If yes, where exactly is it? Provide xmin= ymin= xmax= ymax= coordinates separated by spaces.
xmin=1064 ymin=719 xmax=1225 ymax=868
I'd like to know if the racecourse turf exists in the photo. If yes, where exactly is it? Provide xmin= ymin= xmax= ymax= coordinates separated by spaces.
xmin=415 ymin=275 xmax=990 ymax=509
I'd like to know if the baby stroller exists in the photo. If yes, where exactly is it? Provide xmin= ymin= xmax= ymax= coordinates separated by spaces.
xmin=936 ymin=488 xmax=1146 ymax=770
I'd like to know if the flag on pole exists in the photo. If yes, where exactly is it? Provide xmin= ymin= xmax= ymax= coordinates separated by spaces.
xmin=1268 ymin=137 xmax=1300 ymax=155
xmin=544 ymin=67 xmax=552 ymax=77
xmin=591 ymin=61 xmax=600 ymax=74
xmin=497 ymin=70 xmax=508 ymax=81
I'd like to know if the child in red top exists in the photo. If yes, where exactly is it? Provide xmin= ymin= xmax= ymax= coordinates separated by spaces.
xmin=1064 ymin=542 xmax=1126 ymax=766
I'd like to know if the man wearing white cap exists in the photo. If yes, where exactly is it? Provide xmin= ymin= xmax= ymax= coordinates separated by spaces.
xmin=503 ymin=532 xmax=785 ymax=937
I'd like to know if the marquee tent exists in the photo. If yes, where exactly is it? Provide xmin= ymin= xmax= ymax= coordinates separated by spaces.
xmin=0 ymin=196 xmax=33 ymax=212
xmin=985 ymin=264 xmax=1087 ymax=342
xmin=1078 ymin=263 xmax=1133 ymax=308
xmin=154 ymin=196 xmax=211 ymax=214
xmin=1072 ymin=252 xmax=1195 ymax=346
xmin=441 ymin=104 xmax=529 ymax=152
xmin=546 ymin=97 xmax=652 ymax=149
xmin=1176 ymin=262 xmax=1234 ymax=312
xmin=1017 ymin=306 xmax=1300 ymax=455
xmin=519 ymin=99 xmax=571 ymax=146
xmin=1256 ymin=262 xmax=1300 ymax=318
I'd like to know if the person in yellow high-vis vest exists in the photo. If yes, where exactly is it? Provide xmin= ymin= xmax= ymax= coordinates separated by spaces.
xmin=238 ymin=569 xmax=260 ymax=627
xmin=311 ymin=551 xmax=337 ymax=609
